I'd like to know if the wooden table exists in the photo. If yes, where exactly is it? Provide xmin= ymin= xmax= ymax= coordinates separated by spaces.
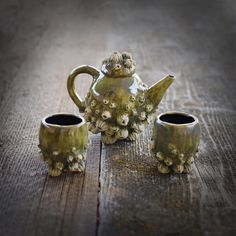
xmin=0 ymin=0 xmax=235 ymax=235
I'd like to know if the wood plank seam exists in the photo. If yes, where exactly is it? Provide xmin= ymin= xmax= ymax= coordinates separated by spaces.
xmin=58 ymin=175 xmax=74 ymax=236
xmin=32 ymin=175 xmax=48 ymax=232
xmin=95 ymin=140 xmax=103 ymax=236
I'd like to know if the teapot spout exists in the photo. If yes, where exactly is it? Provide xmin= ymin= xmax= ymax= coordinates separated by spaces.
xmin=145 ymin=75 xmax=174 ymax=108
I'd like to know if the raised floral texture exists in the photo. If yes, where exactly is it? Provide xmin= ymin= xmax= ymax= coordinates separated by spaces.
xmin=101 ymin=51 xmax=136 ymax=77
xmin=153 ymin=147 xmax=199 ymax=174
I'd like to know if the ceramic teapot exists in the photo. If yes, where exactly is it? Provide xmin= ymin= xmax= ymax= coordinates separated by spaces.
xmin=67 ymin=52 xmax=174 ymax=144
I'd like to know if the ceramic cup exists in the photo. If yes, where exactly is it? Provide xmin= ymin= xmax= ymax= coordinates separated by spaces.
xmin=151 ymin=111 xmax=200 ymax=174
xmin=38 ymin=113 xmax=88 ymax=176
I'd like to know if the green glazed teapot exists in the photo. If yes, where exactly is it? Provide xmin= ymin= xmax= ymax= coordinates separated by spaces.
xmin=67 ymin=52 xmax=174 ymax=144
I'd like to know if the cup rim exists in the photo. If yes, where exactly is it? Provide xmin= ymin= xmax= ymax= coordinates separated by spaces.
xmin=157 ymin=111 xmax=199 ymax=127
xmin=42 ymin=113 xmax=86 ymax=128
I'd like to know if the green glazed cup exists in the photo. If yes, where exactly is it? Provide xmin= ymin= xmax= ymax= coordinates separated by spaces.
xmin=39 ymin=113 xmax=88 ymax=176
xmin=151 ymin=111 xmax=200 ymax=174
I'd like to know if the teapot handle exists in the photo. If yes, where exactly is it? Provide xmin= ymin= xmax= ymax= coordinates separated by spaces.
xmin=67 ymin=65 xmax=100 ymax=112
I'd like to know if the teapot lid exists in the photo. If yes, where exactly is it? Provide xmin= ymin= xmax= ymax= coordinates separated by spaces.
xmin=101 ymin=51 xmax=136 ymax=77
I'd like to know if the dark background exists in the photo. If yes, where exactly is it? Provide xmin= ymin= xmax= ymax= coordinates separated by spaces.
xmin=0 ymin=0 xmax=235 ymax=236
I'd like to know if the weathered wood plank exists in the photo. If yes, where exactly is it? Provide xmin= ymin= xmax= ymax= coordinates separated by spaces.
xmin=0 ymin=0 xmax=235 ymax=236
xmin=0 ymin=1 xmax=103 ymax=235
xmin=24 ymin=134 xmax=101 ymax=236
xmin=97 ymin=0 xmax=236 ymax=235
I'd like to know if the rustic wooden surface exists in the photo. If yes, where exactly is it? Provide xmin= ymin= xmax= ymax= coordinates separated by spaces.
xmin=0 ymin=0 xmax=235 ymax=235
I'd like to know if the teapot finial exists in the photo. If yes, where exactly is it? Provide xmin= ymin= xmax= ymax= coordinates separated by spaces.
xmin=101 ymin=51 xmax=136 ymax=77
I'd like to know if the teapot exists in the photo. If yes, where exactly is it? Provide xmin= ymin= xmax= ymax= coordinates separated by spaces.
xmin=67 ymin=52 xmax=174 ymax=144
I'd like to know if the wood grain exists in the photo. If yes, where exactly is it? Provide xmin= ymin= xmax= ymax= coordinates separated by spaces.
xmin=0 ymin=0 xmax=235 ymax=235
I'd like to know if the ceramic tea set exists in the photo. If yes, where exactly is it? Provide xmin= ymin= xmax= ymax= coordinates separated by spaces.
xmin=38 ymin=52 xmax=200 ymax=176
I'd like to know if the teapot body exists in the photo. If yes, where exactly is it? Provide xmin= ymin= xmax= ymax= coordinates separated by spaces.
xmin=84 ymin=72 xmax=155 ymax=144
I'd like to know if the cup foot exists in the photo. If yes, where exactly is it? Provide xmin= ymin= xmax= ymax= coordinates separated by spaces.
xmin=154 ymin=150 xmax=198 ymax=174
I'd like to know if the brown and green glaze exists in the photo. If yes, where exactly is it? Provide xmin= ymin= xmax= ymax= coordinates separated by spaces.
xmin=151 ymin=112 xmax=200 ymax=174
xmin=39 ymin=114 xmax=88 ymax=176
xmin=67 ymin=51 xmax=174 ymax=144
